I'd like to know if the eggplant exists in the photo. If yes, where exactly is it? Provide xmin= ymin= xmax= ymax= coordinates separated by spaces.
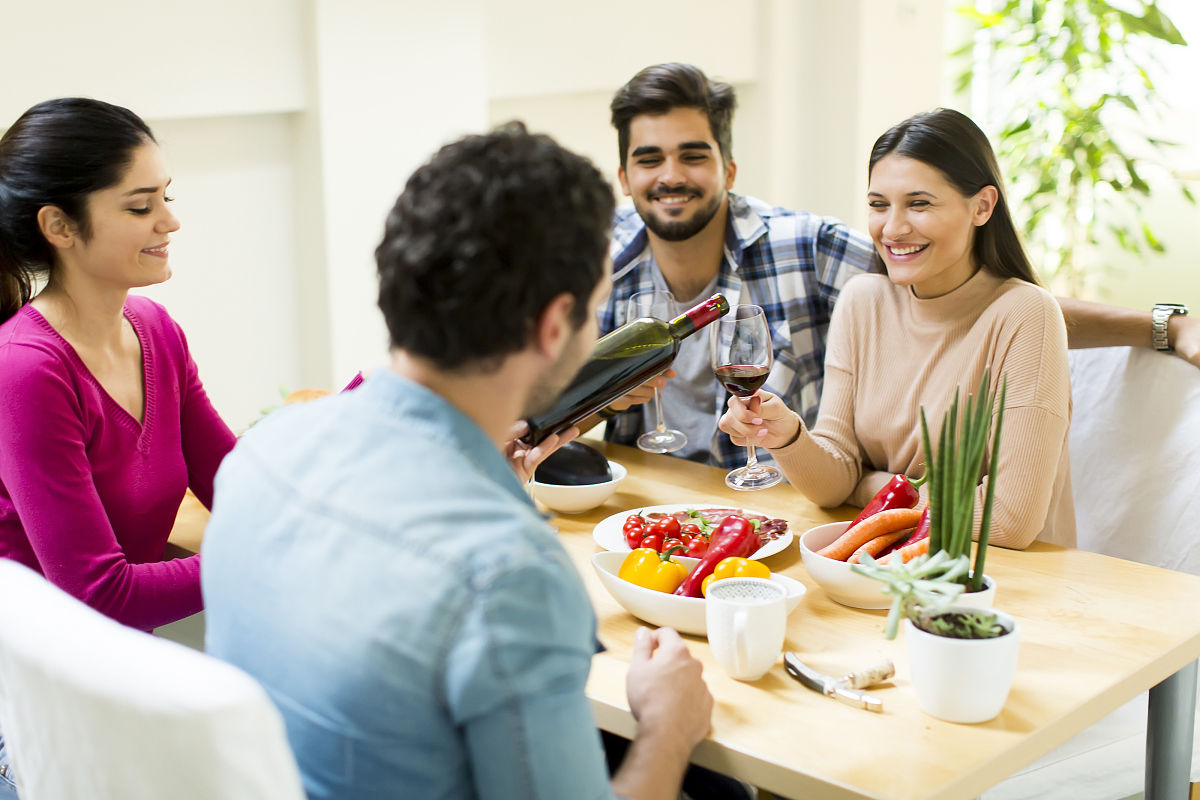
xmin=534 ymin=440 xmax=613 ymax=486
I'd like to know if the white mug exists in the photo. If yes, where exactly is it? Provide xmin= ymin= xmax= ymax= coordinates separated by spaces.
xmin=705 ymin=577 xmax=787 ymax=681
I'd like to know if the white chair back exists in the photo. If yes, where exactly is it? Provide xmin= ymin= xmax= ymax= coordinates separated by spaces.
xmin=1067 ymin=346 xmax=1200 ymax=573
xmin=0 ymin=559 xmax=305 ymax=800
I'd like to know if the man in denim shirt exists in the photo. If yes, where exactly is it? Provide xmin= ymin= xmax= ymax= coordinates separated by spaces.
xmin=202 ymin=125 xmax=713 ymax=800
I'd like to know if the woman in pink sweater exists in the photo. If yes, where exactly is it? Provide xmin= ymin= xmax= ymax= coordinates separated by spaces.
xmin=719 ymin=109 xmax=1073 ymax=549
xmin=0 ymin=99 xmax=236 ymax=631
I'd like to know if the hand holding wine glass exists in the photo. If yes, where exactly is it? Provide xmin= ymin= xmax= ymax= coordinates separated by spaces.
xmin=627 ymin=290 xmax=688 ymax=454
xmin=710 ymin=304 xmax=783 ymax=491
xmin=716 ymin=389 xmax=802 ymax=450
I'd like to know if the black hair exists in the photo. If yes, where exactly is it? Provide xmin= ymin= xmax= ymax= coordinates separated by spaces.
xmin=869 ymin=108 xmax=1039 ymax=285
xmin=0 ymin=98 xmax=156 ymax=323
xmin=376 ymin=122 xmax=614 ymax=370
xmin=610 ymin=63 xmax=736 ymax=168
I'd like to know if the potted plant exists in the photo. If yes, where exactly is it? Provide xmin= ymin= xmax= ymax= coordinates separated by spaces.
xmin=852 ymin=371 xmax=1020 ymax=723
xmin=854 ymin=551 xmax=1020 ymax=723
xmin=920 ymin=368 xmax=1006 ymax=600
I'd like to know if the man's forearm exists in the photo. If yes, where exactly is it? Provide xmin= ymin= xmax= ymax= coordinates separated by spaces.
xmin=609 ymin=727 xmax=694 ymax=800
xmin=1056 ymin=296 xmax=1153 ymax=349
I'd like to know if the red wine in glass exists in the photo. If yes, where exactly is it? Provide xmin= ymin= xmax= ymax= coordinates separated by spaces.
xmin=710 ymin=305 xmax=783 ymax=491
xmin=715 ymin=364 xmax=770 ymax=397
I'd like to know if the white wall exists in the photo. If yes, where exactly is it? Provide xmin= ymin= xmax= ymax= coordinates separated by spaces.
xmin=2 ymin=0 xmax=1195 ymax=429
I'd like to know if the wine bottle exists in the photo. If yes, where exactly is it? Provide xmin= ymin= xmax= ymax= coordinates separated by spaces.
xmin=522 ymin=294 xmax=730 ymax=445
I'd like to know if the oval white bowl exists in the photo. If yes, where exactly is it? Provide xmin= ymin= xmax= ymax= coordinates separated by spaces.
xmin=530 ymin=461 xmax=626 ymax=514
xmin=590 ymin=550 xmax=806 ymax=636
xmin=798 ymin=521 xmax=894 ymax=610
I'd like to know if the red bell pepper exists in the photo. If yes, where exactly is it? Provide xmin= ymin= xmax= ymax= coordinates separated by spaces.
xmin=673 ymin=515 xmax=759 ymax=597
xmin=849 ymin=473 xmax=925 ymax=527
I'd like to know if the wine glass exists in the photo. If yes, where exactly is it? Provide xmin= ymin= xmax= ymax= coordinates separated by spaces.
xmin=627 ymin=290 xmax=688 ymax=453
xmin=710 ymin=304 xmax=782 ymax=490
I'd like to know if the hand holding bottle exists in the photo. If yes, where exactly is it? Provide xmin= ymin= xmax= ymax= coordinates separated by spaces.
xmin=522 ymin=294 xmax=729 ymax=445
xmin=505 ymin=421 xmax=580 ymax=483
xmin=603 ymin=369 xmax=678 ymax=413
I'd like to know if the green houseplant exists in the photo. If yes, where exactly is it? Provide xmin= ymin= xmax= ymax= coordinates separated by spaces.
xmin=852 ymin=372 xmax=1020 ymax=722
xmin=852 ymin=368 xmax=1008 ymax=639
xmin=921 ymin=368 xmax=1006 ymax=594
xmin=954 ymin=0 xmax=1193 ymax=296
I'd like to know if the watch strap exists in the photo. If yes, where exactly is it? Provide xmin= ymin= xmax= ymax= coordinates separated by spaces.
xmin=1152 ymin=303 xmax=1189 ymax=351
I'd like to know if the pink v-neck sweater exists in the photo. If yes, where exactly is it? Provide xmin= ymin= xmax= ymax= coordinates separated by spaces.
xmin=0 ymin=295 xmax=236 ymax=629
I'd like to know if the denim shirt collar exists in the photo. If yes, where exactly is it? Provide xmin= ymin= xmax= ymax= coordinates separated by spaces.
xmin=361 ymin=369 xmax=533 ymax=511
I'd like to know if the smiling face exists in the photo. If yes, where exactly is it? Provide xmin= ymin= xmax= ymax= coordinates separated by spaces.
xmin=617 ymin=106 xmax=736 ymax=243
xmin=867 ymin=154 xmax=996 ymax=298
xmin=57 ymin=141 xmax=180 ymax=290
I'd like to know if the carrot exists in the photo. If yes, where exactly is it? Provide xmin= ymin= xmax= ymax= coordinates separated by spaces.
xmin=817 ymin=507 xmax=923 ymax=562
xmin=848 ymin=527 xmax=914 ymax=564
xmin=880 ymin=537 xmax=930 ymax=565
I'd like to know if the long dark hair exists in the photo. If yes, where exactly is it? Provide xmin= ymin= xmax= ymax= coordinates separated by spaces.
xmin=869 ymin=108 xmax=1039 ymax=286
xmin=0 ymin=98 xmax=155 ymax=323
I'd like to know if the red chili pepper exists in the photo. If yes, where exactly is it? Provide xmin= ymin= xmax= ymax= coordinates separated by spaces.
xmin=878 ymin=506 xmax=930 ymax=559
xmin=673 ymin=515 xmax=759 ymax=597
xmin=849 ymin=473 xmax=926 ymax=527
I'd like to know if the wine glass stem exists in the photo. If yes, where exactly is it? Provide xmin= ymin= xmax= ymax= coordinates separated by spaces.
xmin=652 ymin=388 xmax=668 ymax=434
xmin=745 ymin=443 xmax=760 ymax=470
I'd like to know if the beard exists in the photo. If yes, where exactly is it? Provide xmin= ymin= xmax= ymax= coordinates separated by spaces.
xmin=522 ymin=325 xmax=593 ymax=419
xmin=636 ymin=185 xmax=725 ymax=242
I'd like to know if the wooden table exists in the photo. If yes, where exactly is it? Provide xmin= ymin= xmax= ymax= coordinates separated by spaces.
xmin=169 ymin=439 xmax=1200 ymax=799
xmin=554 ymin=441 xmax=1200 ymax=800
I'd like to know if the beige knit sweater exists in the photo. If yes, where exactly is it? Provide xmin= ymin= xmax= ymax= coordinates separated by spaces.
xmin=771 ymin=270 xmax=1075 ymax=549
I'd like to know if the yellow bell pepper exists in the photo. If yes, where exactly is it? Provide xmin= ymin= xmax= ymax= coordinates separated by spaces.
xmin=700 ymin=557 xmax=770 ymax=597
xmin=618 ymin=547 xmax=690 ymax=594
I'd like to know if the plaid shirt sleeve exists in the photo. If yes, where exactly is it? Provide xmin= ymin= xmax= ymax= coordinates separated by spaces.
xmin=710 ymin=197 xmax=879 ymax=471
xmin=599 ymin=197 xmax=879 ymax=470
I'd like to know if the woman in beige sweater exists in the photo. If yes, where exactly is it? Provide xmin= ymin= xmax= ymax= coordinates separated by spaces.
xmin=719 ymin=109 xmax=1073 ymax=549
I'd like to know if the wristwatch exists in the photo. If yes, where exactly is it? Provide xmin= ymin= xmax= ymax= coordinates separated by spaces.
xmin=1151 ymin=303 xmax=1189 ymax=351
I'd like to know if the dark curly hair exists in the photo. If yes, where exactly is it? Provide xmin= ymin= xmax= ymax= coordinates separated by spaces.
xmin=376 ymin=122 xmax=614 ymax=370
xmin=0 ymin=98 xmax=155 ymax=323
xmin=610 ymin=63 xmax=736 ymax=167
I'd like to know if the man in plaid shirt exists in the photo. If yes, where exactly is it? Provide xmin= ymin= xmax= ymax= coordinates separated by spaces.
xmin=594 ymin=62 xmax=879 ymax=469
xmin=590 ymin=63 xmax=1200 ymax=472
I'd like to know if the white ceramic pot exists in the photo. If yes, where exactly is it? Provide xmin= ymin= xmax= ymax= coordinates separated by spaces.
xmin=955 ymin=574 xmax=997 ymax=610
xmin=904 ymin=606 xmax=1019 ymax=723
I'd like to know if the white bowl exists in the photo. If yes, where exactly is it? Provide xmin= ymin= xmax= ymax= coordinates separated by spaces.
xmin=798 ymin=521 xmax=893 ymax=610
xmin=590 ymin=550 xmax=806 ymax=636
xmin=530 ymin=461 xmax=626 ymax=514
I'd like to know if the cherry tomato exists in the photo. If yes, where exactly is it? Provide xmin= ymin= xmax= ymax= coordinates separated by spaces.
xmin=661 ymin=537 xmax=684 ymax=554
xmin=649 ymin=517 xmax=681 ymax=539
xmin=684 ymin=536 xmax=709 ymax=558
xmin=639 ymin=531 xmax=665 ymax=553
xmin=623 ymin=515 xmax=646 ymax=550
xmin=680 ymin=523 xmax=702 ymax=536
